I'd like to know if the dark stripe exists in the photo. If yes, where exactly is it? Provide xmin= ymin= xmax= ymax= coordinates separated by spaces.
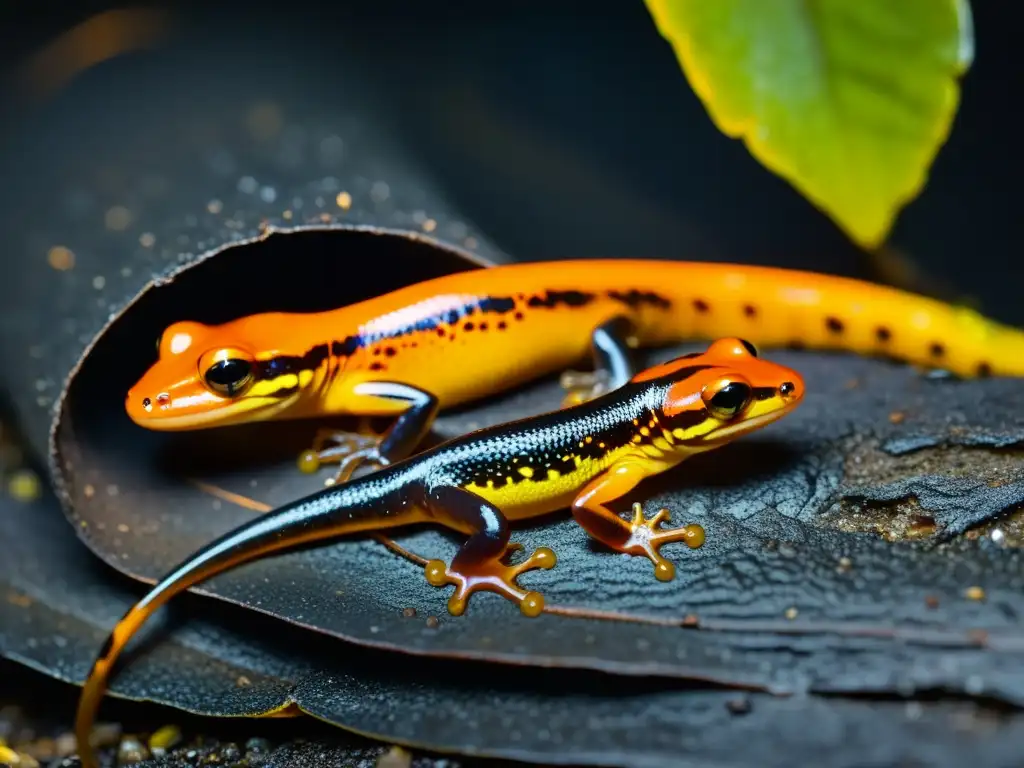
xmin=752 ymin=386 xmax=777 ymax=402
xmin=667 ymin=406 xmax=710 ymax=432
xmin=257 ymin=342 xmax=333 ymax=380
xmin=607 ymin=289 xmax=672 ymax=310
xmin=660 ymin=364 xmax=717 ymax=383
xmin=255 ymin=295 xmax=522 ymax=382
xmin=526 ymin=290 xmax=596 ymax=309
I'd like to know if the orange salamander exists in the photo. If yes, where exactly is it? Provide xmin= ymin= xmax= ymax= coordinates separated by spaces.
xmin=77 ymin=337 xmax=804 ymax=767
xmin=126 ymin=259 xmax=1024 ymax=478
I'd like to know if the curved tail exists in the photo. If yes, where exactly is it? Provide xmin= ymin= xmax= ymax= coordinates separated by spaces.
xmin=437 ymin=259 xmax=1024 ymax=378
xmin=74 ymin=481 xmax=421 ymax=768
xmin=609 ymin=260 xmax=1024 ymax=379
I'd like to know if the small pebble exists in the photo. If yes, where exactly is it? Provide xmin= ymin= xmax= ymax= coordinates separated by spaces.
xmin=965 ymin=586 xmax=986 ymax=601
xmin=425 ymin=616 xmax=440 ymax=629
xmin=245 ymin=737 xmax=271 ymax=755
xmin=377 ymin=745 xmax=412 ymax=768
xmin=92 ymin=723 xmax=122 ymax=747
xmin=726 ymin=696 xmax=751 ymax=715
xmin=54 ymin=733 xmax=76 ymax=757
xmin=147 ymin=725 xmax=181 ymax=756
xmin=117 ymin=735 xmax=150 ymax=764
xmin=401 ymin=607 xmax=417 ymax=618
xmin=22 ymin=736 xmax=55 ymax=760
xmin=219 ymin=742 xmax=243 ymax=761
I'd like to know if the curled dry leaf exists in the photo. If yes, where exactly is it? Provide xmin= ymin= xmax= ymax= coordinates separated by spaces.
xmin=3 ymin=464 xmax=1024 ymax=768
xmin=49 ymin=236 xmax=1024 ymax=702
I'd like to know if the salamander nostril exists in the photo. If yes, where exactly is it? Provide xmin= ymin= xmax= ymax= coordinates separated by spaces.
xmin=779 ymin=381 xmax=795 ymax=397
xmin=141 ymin=397 xmax=153 ymax=413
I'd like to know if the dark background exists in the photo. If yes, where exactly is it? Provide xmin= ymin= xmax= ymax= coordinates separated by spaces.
xmin=0 ymin=0 xmax=1016 ymax=320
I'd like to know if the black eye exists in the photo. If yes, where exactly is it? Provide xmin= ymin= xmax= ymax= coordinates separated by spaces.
xmin=204 ymin=358 xmax=254 ymax=396
xmin=707 ymin=382 xmax=751 ymax=419
xmin=739 ymin=339 xmax=758 ymax=357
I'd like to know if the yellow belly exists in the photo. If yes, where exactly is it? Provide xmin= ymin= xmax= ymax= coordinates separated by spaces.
xmin=460 ymin=444 xmax=659 ymax=521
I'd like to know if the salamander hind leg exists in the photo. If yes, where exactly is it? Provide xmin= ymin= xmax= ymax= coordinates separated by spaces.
xmin=561 ymin=316 xmax=639 ymax=407
xmin=298 ymin=381 xmax=439 ymax=483
xmin=572 ymin=462 xmax=705 ymax=582
xmin=423 ymin=485 xmax=557 ymax=617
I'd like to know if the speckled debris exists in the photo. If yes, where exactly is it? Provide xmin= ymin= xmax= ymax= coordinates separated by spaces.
xmin=4 ymin=481 xmax=1024 ymax=768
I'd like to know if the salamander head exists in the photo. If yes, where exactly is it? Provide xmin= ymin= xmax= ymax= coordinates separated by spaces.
xmin=634 ymin=337 xmax=804 ymax=450
xmin=125 ymin=317 xmax=322 ymax=430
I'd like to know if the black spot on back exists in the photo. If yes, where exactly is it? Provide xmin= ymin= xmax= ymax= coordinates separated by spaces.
xmin=825 ymin=317 xmax=844 ymax=334
xmin=929 ymin=342 xmax=945 ymax=358
xmin=977 ymin=362 xmax=992 ymax=377
xmin=527 ymin=290 xmax=595 ymax=309
xmin=693 ymin=299 xmax=709 ymax=313
xmin=607 ymin=289 xmax=672 ymax=310
xmin=479 ymin=296 xmax=517 ymax=314
xmin=743 ymin=304 xmax=757 ymax=318
xmin=875 ymin=326 xmax=892 ymax=342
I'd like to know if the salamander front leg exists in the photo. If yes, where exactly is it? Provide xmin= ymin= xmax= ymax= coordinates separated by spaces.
xmin=561 ymin=316 xmax=639 ymax=407
xmin=298 ymin=381 xmax=439 ymax=483
xmin=571 ymin=462 xmax=705 ymax=581
xmin=423 ymin=485 xmax=557 ymax=617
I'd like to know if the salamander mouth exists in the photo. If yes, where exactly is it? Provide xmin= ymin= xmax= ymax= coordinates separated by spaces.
xmin=700 ymin=402 xmax=798 ymax=446
xmin=127 ymin=392 xmax=301 ymax=430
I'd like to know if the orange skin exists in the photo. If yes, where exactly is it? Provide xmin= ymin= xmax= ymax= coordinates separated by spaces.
xmin=126 ymin=259 xmax=1024 ymax=435
xmin=77 ymin=338 xmax=803 ymax=768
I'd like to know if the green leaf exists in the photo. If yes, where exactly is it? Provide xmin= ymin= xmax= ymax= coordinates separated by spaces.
xmin=644 ymin=0 xmax=974 ymax=249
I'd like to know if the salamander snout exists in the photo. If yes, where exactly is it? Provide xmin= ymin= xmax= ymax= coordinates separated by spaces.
xmin=773 ymin=373 xmax=805 ymax=408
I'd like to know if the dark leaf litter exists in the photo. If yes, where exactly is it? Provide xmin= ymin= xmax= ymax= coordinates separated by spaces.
xmin=4 ymin=479 xmax=1024 ymax=768
xmin=53 ymin=340 xmax=1024 ymax=705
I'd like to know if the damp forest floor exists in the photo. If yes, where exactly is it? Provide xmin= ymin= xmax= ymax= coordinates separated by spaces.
xmin=0 ymin=660 xmax=519 ymax=768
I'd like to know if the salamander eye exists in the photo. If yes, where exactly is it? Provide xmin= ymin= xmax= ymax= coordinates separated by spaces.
xmin=198 ymin=348 xmax=256 ymax=397
xmin=205 ymin=359 xmax=254 ymax=396
xmin=703 ymin=380 xmax=752 ymax=420
xmin=739 ymin=339 xmax=758 ymax=357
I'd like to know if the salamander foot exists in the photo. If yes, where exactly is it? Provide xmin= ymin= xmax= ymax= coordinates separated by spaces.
xmin=297 ymin=427 xmax=386 ymax=484
xmin=559 ymin=369 xmax=611 ymax=407
xmin=623 ymin=502 xmax=705 ymax=582
xmin=424 ymin=545 xmax=557 ymax=617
